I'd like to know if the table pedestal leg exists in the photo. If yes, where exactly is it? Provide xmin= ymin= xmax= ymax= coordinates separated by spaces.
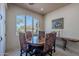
xmin=63 ymin=40 xmax=67 ymax=50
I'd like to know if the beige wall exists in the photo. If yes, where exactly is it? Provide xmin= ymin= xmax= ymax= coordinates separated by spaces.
xmin=45 ymin=4 xmax=79 ymax=39
xmin=6 ymin=4 xmax=44 ymax=51
xmin=45 ymin=4 xmax=79 ymax=54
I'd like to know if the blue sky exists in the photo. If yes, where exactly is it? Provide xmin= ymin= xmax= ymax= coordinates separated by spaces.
xmin=16 ymin=16 xmax=32 ymax=27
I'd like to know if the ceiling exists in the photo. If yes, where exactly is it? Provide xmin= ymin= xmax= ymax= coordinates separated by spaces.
xmin=10 ymin=3 xmax=70 ymax=15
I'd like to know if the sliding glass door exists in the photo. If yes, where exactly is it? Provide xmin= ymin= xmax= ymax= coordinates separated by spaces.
xmin=16 ymin=15 xmax=39 ymax=35
xmin=16 ymin=16 xmax=25 ymax=34
xmin=26 ymin=16 xmax=33 ymax=32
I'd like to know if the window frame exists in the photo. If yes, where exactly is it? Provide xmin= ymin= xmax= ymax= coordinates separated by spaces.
xmin=16 ymin=15 xmax=39 ymax=35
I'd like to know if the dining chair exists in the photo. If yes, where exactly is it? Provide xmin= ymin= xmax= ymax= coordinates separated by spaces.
xmin=52 ymin=32 xmax=56 ymax=53
xmin=39 ymin=31 xmax=45 ymax=40
xmin=25 ymin=31 xmax=34 ymax=55
xmin=19 ymin=32 xmax=29 ymax=56
xmin=40 ymin=32 xmax=56 ymax=56
xmin=25 ymin=31 xmax=32 ymax=41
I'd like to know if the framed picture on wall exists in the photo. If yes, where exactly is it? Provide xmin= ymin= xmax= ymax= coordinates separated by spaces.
xmin=52 ymin=18 xmax=64 ymax=29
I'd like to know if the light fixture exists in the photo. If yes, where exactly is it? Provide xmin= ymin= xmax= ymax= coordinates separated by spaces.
xmin=41 ymin=8 xmax=44 ymax=11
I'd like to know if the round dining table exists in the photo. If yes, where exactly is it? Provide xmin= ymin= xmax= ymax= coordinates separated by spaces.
xmin=26 ymin=36 xmax=45 ymax=55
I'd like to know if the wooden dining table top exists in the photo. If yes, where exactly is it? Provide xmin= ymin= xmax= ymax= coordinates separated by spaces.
xmin=26 ymin=36 xmax=45 ymax=46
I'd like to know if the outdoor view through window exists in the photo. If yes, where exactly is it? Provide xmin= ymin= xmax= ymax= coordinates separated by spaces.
xmin=16 ymin=15 xmax=39 ymax=35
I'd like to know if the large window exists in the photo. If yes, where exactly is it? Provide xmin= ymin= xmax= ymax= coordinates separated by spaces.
xmin=16 ymin=16 xmax=25 ymax=34
xmin=26 ymin=16 xmax=33 ymax=32
xmin=16 ymin=15 xmax=39 ymax=35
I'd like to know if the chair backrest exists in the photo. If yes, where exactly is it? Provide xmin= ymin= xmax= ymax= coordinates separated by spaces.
xmin=43 ymin=32 xmax=56 ymax=52
xmin=19 ymin=32 xmax=27 ymax=51
xmin=25 ymin=31 xmax=32 ymax=41
xmin=52 ymin=32 xmax=56 ymax=46
xmin=39 ymin=31 xmax=45 ymax=40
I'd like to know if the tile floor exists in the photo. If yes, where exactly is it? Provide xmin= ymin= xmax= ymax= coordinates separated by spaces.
xmin=5 ymin=47 xmax=78 ymax=56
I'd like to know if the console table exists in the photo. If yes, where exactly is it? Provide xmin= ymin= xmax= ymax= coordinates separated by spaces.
xmin=58 ymin=37 xmax=79 ymax=50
